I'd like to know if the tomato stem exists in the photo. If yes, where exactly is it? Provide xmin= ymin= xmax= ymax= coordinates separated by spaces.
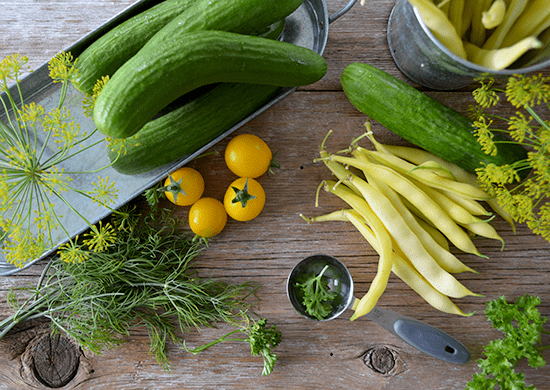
xmin=231 ymin=178 xmax=257 ymax=207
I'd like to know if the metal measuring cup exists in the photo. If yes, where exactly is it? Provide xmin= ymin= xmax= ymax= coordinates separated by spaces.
xmin=286 ymin=254 xmax=470 ymax=364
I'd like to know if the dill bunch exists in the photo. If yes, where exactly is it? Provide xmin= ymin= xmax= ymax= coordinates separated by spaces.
xmin=0 ymin=206 xmax=266 ymax=372
xmin=470 ymin=74 xmax=550 ymax=242
xmin=0 ymin=53 xmax=119 ymax=268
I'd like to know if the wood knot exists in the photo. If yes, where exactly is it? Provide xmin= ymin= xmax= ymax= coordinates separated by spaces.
xmin=27 ymin=333 xmax=80 ymax=388
xmin=361 ymin=346 xmax=396 ymax=375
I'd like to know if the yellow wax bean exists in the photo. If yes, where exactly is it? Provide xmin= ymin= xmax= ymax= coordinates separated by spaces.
xmin=407 ymin=0 xmax=467 ymax=58
xmin=501 ymin=0 xmax=550 ymax=47
xmin=530 ymin=12 xmax=550 ymax=40
xmin=346 ymin=172 xmax=479 ymax=298
xmin=414 ymin=214 xmax=450 ymax=251
xmin=448 ymin=0 xmax=464 ymax=38
xmin=368 ymin=174 xmax=477 ymax=273
xmin=465 ymin=37 xmax=543 ymax=70
xmin=483 ymin=0 xmax=528 ymax=49
xmin=461 ymin=220 xmax=505 ymax=248
xmin=470 ymin=0 xmax=492 ymax=46
xmin=321 ymin=182 xmax=394 ymax=318
xmin=486 ymin=198 xmax=516 ymax=233
xmin=345 ymin=211 xmax=393 ymax=320
xmin=381 ymin=144 xmax=476 ymax=183
xmin=330 ymin=154 xmax=484 ymax=256
xmin=344 ymin=210 xmax=473 ymax=317
xmin=381 ymin=144 xmax=517 ymax=230
xmin=302 ymin=208 xmax=475 ymax=316
xmin=437 ymin=0 xmax=451 ymax=16
xmin=411 ymin=161 xmax=457 ymax=181
xmin=461 ymin=0 xmax=476 ymax=37
xmin=318 ymin=149 xmax=361 ymax=195
xmin=411 ymin=179 xmax=486 ymax=225
xmin=482 ymin=0 xmax=506 ymax=29
xmin=354 ymin=147 xmax=491 ymax=200
xmin=391 ymin=251 xmax=474 ymax=316
xmin=441 ymin=189 xmax=492 ymax=216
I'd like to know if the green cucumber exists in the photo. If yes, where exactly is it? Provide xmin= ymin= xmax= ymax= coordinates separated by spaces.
xmin=74 ymin=0 xmax=196 ymax=95
xmin=74 ymin=0 xmax=303 ymax=95
xmin=340 ymin=63 xmax=528 ymax=174
xmin=148 ymin=0 xmax=304 ymax=43
xmin=94 ymin=30 xmax=327 ymax=139
xmin=107 ymin=19 xmax=286 ymax=176
xmin=108 ymin=83 xmax=280 ymax=175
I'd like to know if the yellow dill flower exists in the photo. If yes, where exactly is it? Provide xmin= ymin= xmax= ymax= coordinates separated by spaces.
xmin=33 ymin=203 xmax=60 ymax=232
xmin=88 ymin=176 xmax=118 ymax=206
xmin=41 ymin=165 xmax=72 ymax=194
xmin=48 ymin=51 xmax=79 ymax=84
xmin=528 ymin=205 xmax=550 ymax=241
xmin=472 ymin=74 xmax=550 ymax=243
xmin=107 ymin=134 xmax=140 ymax=157
xmin=0 ymin=53 xmax=120 ymax=268
xmin=82 ymin=75 xmax=109 ymax=117
xmin=506 ymin=74 xmax=550 ymax=109
xmin=0 ymin=54 xmax=28 ymax=84
xmin=508 ymin=112 xmax=532 ymax=143
xmin=2 ymin=229 xmax=47 ymax=268
xmin=472 ymin=76 xmax=500 ymax=108
xmin=476 ymin=163 xmax=520 ymax=190
xmin=473 ymin=116 xmax=498 ymax=156
xmin=18 ymin=102 xmax=45 ymax=126
xmin=43 ymin=106 xmax=84 ymax=149
xmin=58 ymin=237 xmax=89 ymax=263
xmin=0 ymin=173 xmax=15 ymax=211
xmin=83 ymin=221 xmax=117 ymax=253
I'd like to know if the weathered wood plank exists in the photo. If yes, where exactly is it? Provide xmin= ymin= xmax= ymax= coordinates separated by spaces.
xmin=1 ymin=1 xmax=549 ymax=389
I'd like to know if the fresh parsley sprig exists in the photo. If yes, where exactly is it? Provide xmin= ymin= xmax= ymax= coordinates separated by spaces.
xmin=185 ymin=316 xmax=282 ymax=376
xmin=466 ymin=294 xmax=549 ymax=390
xmin=295 ymin=264 xmax=339 ymax=320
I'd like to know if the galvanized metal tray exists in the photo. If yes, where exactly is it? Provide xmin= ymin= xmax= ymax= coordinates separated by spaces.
xmin=0 ymin=0 xmax=356 ymax=275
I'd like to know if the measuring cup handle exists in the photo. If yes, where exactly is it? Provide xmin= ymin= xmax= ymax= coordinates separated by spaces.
xmin=393 ymin=318 xmax=470 ymax=364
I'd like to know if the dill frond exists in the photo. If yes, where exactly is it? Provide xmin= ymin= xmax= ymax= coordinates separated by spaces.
xmin=0 ymin=53 xmax=119 ymax=267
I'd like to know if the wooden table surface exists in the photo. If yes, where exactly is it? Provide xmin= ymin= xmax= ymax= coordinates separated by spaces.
xmin=1 ymin=1 xmax=550 ymax=389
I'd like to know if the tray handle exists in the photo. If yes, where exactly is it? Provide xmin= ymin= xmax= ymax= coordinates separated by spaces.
xmin=329 ymin=0 xmax=359 ymax=24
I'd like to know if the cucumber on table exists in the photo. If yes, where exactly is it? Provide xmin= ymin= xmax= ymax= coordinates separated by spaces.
xmin=94 ymin=30 xmax=327 ymax=139
xmin=74 ymin=0 xmax=303 ymax=95
xmin=340 ymin=63 xmax=528 ymax=174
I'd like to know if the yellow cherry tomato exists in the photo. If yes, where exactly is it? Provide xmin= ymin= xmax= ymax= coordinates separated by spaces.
xmin=163 ymin=167 xmax=204 ymax=206
xmin=188 ymin=197 xmax=227 ymax=238
xmin=224 ymin=178 xmax=266 ymax=221
xmin=224 ymin=134 xmax=277 ymax=178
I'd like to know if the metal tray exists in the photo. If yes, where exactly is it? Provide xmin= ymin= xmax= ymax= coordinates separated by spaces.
xmin=0 ymin=0 xmax=356 ymax=275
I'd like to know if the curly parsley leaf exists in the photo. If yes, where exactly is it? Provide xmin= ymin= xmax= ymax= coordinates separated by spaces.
xmin=466 ymin=294 xmax=549 ymax=390
xmin=295 ymin=264 xmax=339 ymax=321
xmin=184 ymin=316 xmax=282 ymax=376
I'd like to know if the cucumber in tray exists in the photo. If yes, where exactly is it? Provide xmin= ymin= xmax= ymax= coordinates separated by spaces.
xmin=74 ymin=0 xmax=304 ymax=95
xmin=108 ymin=83 xmax=281 ymax=175
xmin=107 ymin=20 xmax=286 ymax=176
xmin=340 ymin=63 xmax=528 ymax=175
xmin=93 ymin=30 xmax=327 ymax=139
xmin=74 ymin=0 xmax=196 ymax=95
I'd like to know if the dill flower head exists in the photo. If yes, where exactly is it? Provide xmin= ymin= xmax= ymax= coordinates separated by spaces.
xmin=472 ymin=74 xmax=550 ymax=242
xmin=0 ymin=52 xmax=119 ymax=268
